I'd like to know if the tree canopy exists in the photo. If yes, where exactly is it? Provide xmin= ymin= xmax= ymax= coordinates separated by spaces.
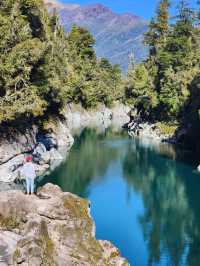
xmin=124 ymin=0 xmax=200 ymax=128
xmin=0 ymin=0 xmax=122 ymax=125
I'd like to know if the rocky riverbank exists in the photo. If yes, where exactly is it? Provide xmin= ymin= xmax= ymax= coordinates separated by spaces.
xmin=0 ymin=120 xmax=74 ymax=186
xmin=127 ymin=117 xmax=200 ymax=170
xmin=127 ymin=119 xmax=177 ymax=144
xmin=0 ymin=103 xmax=131 ymax=266
xmin=0 ymin=103 xmax=130 ymax=187
xmin=0 ymin=183 xmax=129 ymax=266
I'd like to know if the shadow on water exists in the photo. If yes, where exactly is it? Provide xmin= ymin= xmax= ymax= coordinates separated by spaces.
xmin=39 ymin=127 xmax=200 ymax=266
xmin=123 ymin=138 xmax=200 ymax=266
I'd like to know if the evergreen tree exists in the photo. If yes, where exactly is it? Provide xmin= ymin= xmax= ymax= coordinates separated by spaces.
xmin=124 ymin=0 xmax=200 ymax=123
xmin=144 ymin=0 xmax=170 ymax=56
xmin=66 ymin=26 xmax=122 ymax=108
xmin=0 ymin=1 xmax=122 ymax=124
xmin=158 ymin=0 xmax=199 ymax=119
xmin=124 ymin=64 xmax=158 ymax=119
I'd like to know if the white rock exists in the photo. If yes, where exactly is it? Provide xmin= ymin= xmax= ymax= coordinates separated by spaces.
xmin=0 ymin=128 xmax=37 ymax=164
xmin=0 ymin=154 xmax=24 ymax=183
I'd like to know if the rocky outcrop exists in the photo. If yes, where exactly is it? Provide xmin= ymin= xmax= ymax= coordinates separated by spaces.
xmin=64 ymin=102 xmax=130 ymax=130
xmin=128 ymin=121 xmax=162 ymax=141
xmin=0 ymin=103 xmax=130 ymax=185
xmin=0 ymin=120 xmax=74 ymax=184
xmin=0 ymin=183 xmax=129 ymax=266
xmin=127 ymin=120 xmax=177 ymax=144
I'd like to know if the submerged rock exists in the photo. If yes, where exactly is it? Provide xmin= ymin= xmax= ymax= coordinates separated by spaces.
xmin=0 ymin=184 xmax=129 ymax=266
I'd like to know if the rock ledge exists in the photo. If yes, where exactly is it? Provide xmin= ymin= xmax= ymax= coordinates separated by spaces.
xmin=0 ymin=183 xmax=129 ymax=266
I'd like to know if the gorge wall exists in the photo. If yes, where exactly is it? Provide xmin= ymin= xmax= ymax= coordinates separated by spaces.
xmin=0 ymin=103 xmax=130 ymax=186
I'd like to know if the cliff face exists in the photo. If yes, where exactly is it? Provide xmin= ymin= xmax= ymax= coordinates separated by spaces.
xmin=0 ymin=183 xmax=129 ymax=266
xmin=0 ymin=117 xmax=74 ymax=185
xmin=45 ymin=0 xmax=148 ymax=72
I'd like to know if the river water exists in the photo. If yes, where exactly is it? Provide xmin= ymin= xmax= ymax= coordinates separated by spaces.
xmin=39 ymin=127 xmax=200 ymax=266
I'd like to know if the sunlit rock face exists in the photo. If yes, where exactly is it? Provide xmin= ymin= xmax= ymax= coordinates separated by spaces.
xmin=0 ymin=183 xmax=129 ymax=266
xmin=45 ymin=0 xmax=148 ymax=72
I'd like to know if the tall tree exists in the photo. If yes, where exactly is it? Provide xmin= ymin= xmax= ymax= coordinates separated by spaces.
xmin=144 ymin=0 xmax=170 ymax=56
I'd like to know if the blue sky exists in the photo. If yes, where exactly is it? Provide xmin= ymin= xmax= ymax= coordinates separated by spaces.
xmin=62 ymin=0 xmax=198 ymax=19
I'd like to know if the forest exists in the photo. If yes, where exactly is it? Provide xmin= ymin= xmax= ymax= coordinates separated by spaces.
xmin=124 ymin=0 xmax=200 ymax=149
xmin=0 ymin=0 xmax=200 ymax=149
xmin=0 ymin=0 xmax=121 ymax=125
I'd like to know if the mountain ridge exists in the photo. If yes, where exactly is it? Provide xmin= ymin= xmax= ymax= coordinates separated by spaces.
xmin=45 ymin=0 xmax=148 ymax=71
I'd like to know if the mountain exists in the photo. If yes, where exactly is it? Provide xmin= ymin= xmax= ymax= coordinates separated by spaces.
xmin=45 ymin=0 xmax=148 ymax=72
xmin=44 ymin=0 xmax=80 ymax=10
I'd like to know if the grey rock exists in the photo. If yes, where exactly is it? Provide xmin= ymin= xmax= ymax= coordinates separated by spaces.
xmin=0 ymin=184 xmax=129 ymax=266
xmin=0 ymin=155 xmax=24 ymax=183
xmin=0 ymin=231 xmax=22 ymax=265
xmin=0 ymin=121 xmax=74 ymax=183
xmin=0 ymin=103 xmax=130 ymax=184
xmin=128 ymin=121 xmax=169 ymax=142
xmin=33 ymin=143 xmax=50 ymax=165
xmin=64 ymin=102 xmax=130 ymax=131
xmin=0 ymin=127 xmax=37 ymax=165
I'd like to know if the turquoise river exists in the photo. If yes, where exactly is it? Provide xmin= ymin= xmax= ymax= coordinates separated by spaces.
xmin=39 ymin=127 xmax=200 ymax=266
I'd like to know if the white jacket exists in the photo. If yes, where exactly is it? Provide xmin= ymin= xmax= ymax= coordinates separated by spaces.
xmin=21 ymin=162 xmax=36 ymax=179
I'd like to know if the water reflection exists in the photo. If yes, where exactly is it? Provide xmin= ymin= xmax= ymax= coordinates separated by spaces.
xmin=40 ymin=128 xmax=200 ymax=266
xmin=39 ymin=127 xmax=126 ymax=196
xmin=123 ymin=138 xmax=200 ymax=266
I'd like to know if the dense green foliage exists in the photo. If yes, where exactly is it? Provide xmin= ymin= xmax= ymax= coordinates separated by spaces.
xmin=66 ymin=26 xmax=122 ymax=108
xmin=2 ymin=0 xmax=200 ymax=150
xmin=124 ymin=0 xmax=200 ymax=127
xmin=0 ymin=0 xmax=122 ymax=124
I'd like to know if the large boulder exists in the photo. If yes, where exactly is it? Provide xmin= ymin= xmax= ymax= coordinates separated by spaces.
xmin=33 ymin=142 xmax=48 ymax=164
xmin=0 ymin=127 xmax=37 ymax=165
xmin=0 ymin=184 xmax=129 ymax=266
xmin=0 ymin=231 xmax=22 ymax=265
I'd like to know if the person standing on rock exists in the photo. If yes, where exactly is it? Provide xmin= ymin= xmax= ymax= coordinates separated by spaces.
xmin=21 ymin=155 xmax=36 ymax=195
